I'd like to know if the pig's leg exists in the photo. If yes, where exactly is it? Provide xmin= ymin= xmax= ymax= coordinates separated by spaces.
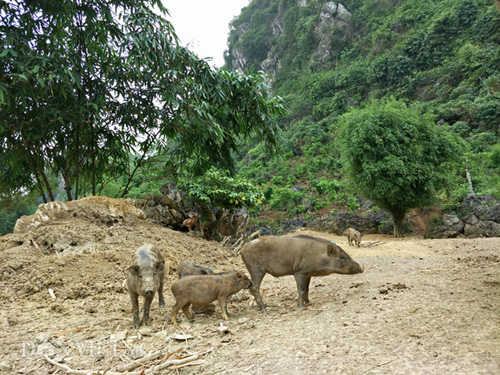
xmin=171 ymin=300 xmax=186 ymax=326
xmin=171 ymin=306 xmax=179 ymax=326
xmin=294 ymin=273 xmax=310 ymax=307
xmin=158 ymin=274 xmax=165 ymax=308
xmin=218 ymin=296 xmax=229 ymax=320
xmin=142 ymin=295 xmax=153 ymax=326
xmin=129 ymin=291 xmax=140 ymax=328
xmin=246 ymin=267 xmax=267 ymax=310
xmin=303 ymin=276 xmax=312 ymax=305
xmin=182 ymin=304 xmax=193 ymax=321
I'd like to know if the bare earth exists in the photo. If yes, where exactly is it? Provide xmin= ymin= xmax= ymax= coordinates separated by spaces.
xmin=0 ymin=198 xmax=498 ymax=374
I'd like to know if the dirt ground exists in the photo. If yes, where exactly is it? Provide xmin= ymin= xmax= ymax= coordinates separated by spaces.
xmin=0 ymin=197 xmax=498 ymax=374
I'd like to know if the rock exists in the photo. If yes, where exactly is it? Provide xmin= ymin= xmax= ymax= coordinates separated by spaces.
xmin=281 ymin=218 xmax=306 ymax=235
xmin=259 ymin=226 xmax=272 ymax=236
xmin=480 ymin=204 xmax=500 ymax=223
xmin=218 ymin=209 xmax=249 ymax=238
xmin=308 ymin=212 xmax=382 ymax=235
xmin=464 ymin=221 xmax=500 ymax=237
xmin=462 ymin=212 xmax=479 ymax=226
xmin=160 ymin=195 xmax=180 ymax=211
xmin=315 ymin=2 xmax=352 ymax=61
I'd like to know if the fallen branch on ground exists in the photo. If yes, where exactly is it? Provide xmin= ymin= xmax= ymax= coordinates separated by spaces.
xmin=45 ymin=345 xmax=219 ymax=374
xmin=44 ymin=354 xmax=122 ymax=375
xmin=360 ymin=240 xmax=385 ymax=247
xmin=116 ymin=351 xmax=161 ymax=372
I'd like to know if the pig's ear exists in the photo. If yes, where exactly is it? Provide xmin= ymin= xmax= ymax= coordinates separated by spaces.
xmin=128 ymin=265 xmax=140 ymax=276
xmin=155 ymin=260 xmax=165 ymax=272
xmin=327 ymin=244 xmax=339 ymax=257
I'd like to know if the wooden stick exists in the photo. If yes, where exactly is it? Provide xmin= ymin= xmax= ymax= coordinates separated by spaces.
xmin=44 ymin=354 xmax=123 ymax=375
xmin=51 ymin=327 xmax=87 ymax=337
xmin=116 ymin=350 xmax=161 ymax=372
xmin=162 ymin=347 xmax=183 ymax=361
xmin=144 ymin=354 xmax=200 ymax=374
xmin=247 ymin=230 xmax=260 ymax=240
xmin=166 ymin=359 xmax=205 ymax=370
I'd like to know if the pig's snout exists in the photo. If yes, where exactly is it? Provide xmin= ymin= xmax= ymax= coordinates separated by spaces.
xmin=144 ymin=288 xmax=154 ymax=297
xmin=350 ymin=262 xmax=364 ymax=274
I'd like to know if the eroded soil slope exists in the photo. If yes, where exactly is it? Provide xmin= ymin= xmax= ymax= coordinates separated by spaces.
xmin=0 ymin=198 xmax=498 ymax=374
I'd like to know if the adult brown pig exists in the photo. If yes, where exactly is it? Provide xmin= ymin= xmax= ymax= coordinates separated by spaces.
xmin=346 ymin=227 xmax=362 ymax=248
xmin=177 ymin=260 xmax=215 ymax=279
xmin=170 ymin=271 xmax=253 ymax=325
xmin=240 ymin=234 xmax=363 ymax=309
xmin=127 ymin=244 xmax=165 ymax=328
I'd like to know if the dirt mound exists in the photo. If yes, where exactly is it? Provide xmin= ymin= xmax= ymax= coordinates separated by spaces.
xmin=1 ymin=196 xmax=231 ymax=301
xmin=0 ymin=198 xmax=499 ymax=374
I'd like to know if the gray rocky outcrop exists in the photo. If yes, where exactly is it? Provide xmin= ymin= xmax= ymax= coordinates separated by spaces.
xmin=426 ymin=195 xmax=500 ymax=238
xmin=307 ymin=211 xmax=386 ymax=235
xmin=315 ymin=2 xmax=351 ymax=61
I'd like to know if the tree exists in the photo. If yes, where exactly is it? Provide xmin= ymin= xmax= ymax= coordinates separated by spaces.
xmin=0 ymin=0 xmax=286 ymax=202
xmin=338 ymin=98 xmax=463 ymax=237
xmin=179 ymin=167 xmax=265 ymax=238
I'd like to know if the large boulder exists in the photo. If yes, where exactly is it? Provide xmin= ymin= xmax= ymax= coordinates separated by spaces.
xmin=464 ymin=221 xmax=500 ymax=237
xmin=426 ymin=214 xmax=465 ymax=239
xmin=138 ymin=194 xmax=184 ymax=229
xmin=218 ymin=209 xmax=249 ymax=238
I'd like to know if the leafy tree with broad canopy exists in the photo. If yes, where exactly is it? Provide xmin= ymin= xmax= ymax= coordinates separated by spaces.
xmin=338 ymin=98 xmax=464 ymax=237
xmin=0 ymin=0 xmax=286 ymax=202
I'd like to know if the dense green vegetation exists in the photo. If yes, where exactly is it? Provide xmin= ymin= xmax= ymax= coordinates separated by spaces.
xmin=0 ymin=0 xmax=285 ymax=234
xmin=338 ymin=98 xmax=464 ymax=236
xmin=2 ymin=0 xmax=500 ymax=236
xmin=226 ymin=0 xmax=500 ymax=230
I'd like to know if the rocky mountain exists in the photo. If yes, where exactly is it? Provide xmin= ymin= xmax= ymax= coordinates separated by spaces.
xmin=223 ymin=0 xmax=500 ymax=236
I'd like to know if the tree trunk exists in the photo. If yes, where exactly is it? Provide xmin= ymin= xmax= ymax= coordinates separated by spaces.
xmin=465 ymin=158 xmax=475 ymax=196
xmin=391 ymin=209 xmax=406 ymax=238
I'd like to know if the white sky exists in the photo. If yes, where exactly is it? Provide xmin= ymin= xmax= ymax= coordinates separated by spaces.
xmin=163 ymin=1 xmax=250 ymax=67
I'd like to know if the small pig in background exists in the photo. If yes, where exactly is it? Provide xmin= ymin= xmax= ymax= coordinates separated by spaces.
xmin=127 ymin=244 xmax=165 ymax=328
xmin=346 ymin=227 xmax=362 ymax=248
xmin=182 ymin=214 xmax=197 ymax=232
xmin=177 ymin=260 xmax=214 ymax=278
xmin=170 ymin=271 xmax=253 ymax=326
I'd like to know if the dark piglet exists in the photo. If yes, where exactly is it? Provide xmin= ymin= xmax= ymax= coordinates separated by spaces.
xmin=241 ymin=234 xmax=363 ymax=309
xmin=177 ymin=260 xmax=214 ymax=279
xmin=127 ymin=244 xmax=165 ymax=328
xmin=170 ymin=271 xmax=253 ymax=325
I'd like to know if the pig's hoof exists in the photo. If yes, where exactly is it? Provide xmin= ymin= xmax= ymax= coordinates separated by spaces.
xmin=159 ymin=301 xmax=166 ymax=308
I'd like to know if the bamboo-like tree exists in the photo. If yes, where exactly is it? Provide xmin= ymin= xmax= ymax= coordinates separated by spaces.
xmin=0 ymin=0 xmax=286 ymax=202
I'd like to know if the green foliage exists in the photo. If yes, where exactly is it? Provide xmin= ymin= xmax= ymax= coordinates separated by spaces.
xmin=179 ymin=168 xmax=264 ymax=211
xmin=314 ymin=178 xmax=342 ymax=202
xmin=0 ymin=193 xmax=38 ymax=235
xmin=224 ymin=0 xmax=500 ymax=228
xmin=268 ymin=186 xmax=305 ymax=211
xmin=338 ymin=97 xmax=464 ymax=236
xmin=0 ymin=0 xmax=286 ymax=203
